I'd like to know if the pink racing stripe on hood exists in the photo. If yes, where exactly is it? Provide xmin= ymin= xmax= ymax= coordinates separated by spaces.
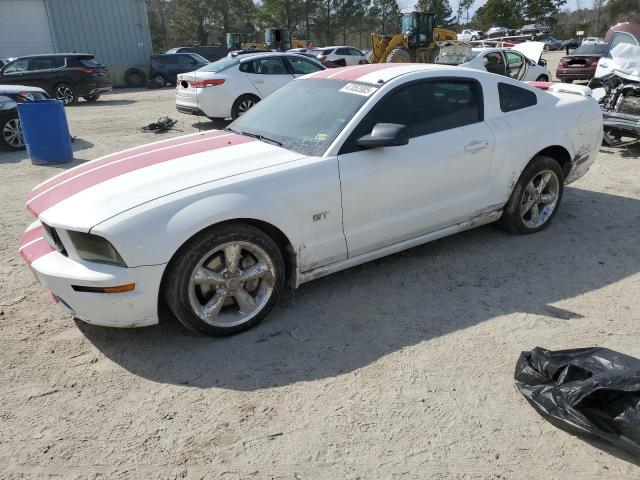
xmin=27 ymin=133 xmax=256 ymax=217
xmin=309 ymin=63 xmax=405 ymax=81
xmin=28 ymin=130 xmax=229 ymax=201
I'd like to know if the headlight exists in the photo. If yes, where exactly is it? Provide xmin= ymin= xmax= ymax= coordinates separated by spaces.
xmin=67 ymin=231 xmax=127 ymax=267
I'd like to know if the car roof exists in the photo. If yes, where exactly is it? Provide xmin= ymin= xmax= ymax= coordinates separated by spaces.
xmin=238 ymin=51 xmax=300 ymax=61
xmin=12 ymin=53 xmax=93 ymax=58
xmin=0 ymin=85 xmax=47 ymax=94
xmin=304 ymin=63 xmax=479 ymax=85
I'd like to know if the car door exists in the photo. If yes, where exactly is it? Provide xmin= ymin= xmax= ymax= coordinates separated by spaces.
xmin=285 ymin=56 xmax=325 ymax=77
xmin=349 ymin=47 xmax=365 ymax=64
xmin=337 ymin=79 xmax=495 ymax=256
xmin=505 ymin=51 xmax=528 ymax=80
xmin=244 ymin=57 xmax=294 ymax=97
xmin=0 ymin=58 xmax=32 ymax=87
xmin=482 ymin=52 xmax=507 ymax=76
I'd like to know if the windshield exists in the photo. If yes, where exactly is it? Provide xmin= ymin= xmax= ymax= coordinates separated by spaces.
xmin=402 ymin=15 xmax=417 ymax=34
xmin=228 ymin=78 xmax=375 ymax=156
xmin=198 ymin=57 xmax=238 ymax=72
xmin=190 ymin=53 xmax=209 ymax=63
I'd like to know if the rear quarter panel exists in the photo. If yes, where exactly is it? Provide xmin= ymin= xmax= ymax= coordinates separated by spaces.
xmin=480 ymin=77 xmax=601 ymax=206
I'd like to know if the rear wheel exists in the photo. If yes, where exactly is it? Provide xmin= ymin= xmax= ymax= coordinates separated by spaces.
xmin=387 ymin=48 xmax=411 ymax=63
xmin=366 ymin=52 xmax=378 ymax=64
xmin=497 ymin=155 xmax=564 ymax=234
xmin=231 ymin=94 xmax=260 ymax=119
xmin=125 ymin=69 xmax=145 ymax=87
xmin=54 ymin=83 xmax=77 ymax=105
xmin=536 ymin=75 xmax=549 ymax=82
xmin=0 ymin=112 xmax=25 ymax=150
xmin=164 ymin=223 xmax=285 ymax=336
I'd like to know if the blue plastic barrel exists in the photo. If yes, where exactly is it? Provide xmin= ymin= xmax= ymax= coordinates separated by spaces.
xmin=17 ymin=99 xmax=73 ymax=165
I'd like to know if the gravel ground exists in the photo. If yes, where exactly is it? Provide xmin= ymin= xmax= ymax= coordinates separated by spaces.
xmin=1 ymin=54 xmax=640 ymax=479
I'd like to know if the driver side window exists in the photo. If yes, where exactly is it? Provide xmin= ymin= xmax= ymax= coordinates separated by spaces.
xmin=341 ymin=79 xmax=483 ymax=154
xmin=3 ymin=58 xmax=29 ymax=75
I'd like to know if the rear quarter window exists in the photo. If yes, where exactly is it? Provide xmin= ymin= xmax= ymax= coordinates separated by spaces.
xmin=498 ymin=82 xmax=537 ymax=112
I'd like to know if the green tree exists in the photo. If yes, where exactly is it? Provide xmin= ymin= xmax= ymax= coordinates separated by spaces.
xmin=471 ymin=0 xmax=519 ymax=30
xmin=369 ymin=0 xmax=400 ymax=35
xmin=416 ymin=0 xmax=456 ymax=26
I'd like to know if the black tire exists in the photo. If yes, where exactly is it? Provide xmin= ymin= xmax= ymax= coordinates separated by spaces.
xmin=125 ymin=69 xmax=145 ymax=88
xmin=366 ymin=51 xmax=378 ymax=64
xmin=53 ymin=83 xmax=78 ymax=105
xmin=387 ymin=47 xmax=412 ymax=63
xmin=231 ymin=94 xmax=260 ymax=119
xmin=151 ymin=73 xmax=168 ymax=87
xmin=0 ymin=111 xmax=25 ymax=150
xmin=82 ymin=94 xmax=101 ymax=102
xmin=497 ymin=155 xmax=564 ymax=234
xmin=471 ymin=36 xmax=477 ymax=41
xmin=163 ymin=222 xmax=285 ymax=336
xmin=536 ymin=75 xmax=549 ymax=82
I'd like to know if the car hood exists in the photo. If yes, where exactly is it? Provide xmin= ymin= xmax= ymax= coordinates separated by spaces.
xmin=608 ymin=43 xmax=640 ymax=76
xmin=0 ymin=84 xmax=47 ymax=94
xmin=28 ymin=130 xmax=303 ymax=231
xmin=512 ymin=41 xmax=545 ymax=63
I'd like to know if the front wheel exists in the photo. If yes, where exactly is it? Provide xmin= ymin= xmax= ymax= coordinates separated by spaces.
xmin=0 ymin=112 xmax=25 ymax=150
xmin=536 ymin=75 xmax=549 ymax=82
xmin=164 ymin=223 xmax=285 ymax=336
xmin=387 ymin=47 xmax=411 ymax=63
xmin=82 ymin=94 xmax=101 ymax=102
xmin=497 ymin=155 xmax=564 ymax=234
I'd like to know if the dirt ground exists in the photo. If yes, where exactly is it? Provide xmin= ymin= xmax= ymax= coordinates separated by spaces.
xmin=1 ymin=53 xmax=640 ymax=479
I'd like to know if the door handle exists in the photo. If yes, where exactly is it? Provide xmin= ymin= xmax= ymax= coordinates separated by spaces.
xmin=464 ymin=140 xmax=489 ymax=153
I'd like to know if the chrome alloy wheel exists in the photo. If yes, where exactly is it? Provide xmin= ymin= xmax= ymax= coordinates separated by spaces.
xmin=520 ymin=170 xmax=560 ymax=229
xmin=188 ymin=241 xmax=276 ymax=328
xmin=55 ymin=85 xmax=75 ymax=105
xmin=2 ymin=117 xmax=24 ymax=148
xmin=237 ymin=98 xmax=256 ymax=116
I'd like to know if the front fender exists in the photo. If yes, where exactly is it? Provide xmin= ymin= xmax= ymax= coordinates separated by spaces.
xmin=92 ymin=191 xmax=301 ymax=269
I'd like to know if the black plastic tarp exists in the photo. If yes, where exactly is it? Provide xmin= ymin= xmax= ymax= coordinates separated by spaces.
xmin=515 ymin=347 xmax=640 ymax=457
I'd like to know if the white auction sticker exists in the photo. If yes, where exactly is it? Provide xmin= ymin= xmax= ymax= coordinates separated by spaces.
xmin=339 ymin=83 xmax=377 ymax=96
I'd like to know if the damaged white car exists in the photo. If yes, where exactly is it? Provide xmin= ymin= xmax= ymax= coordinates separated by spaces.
xmin=20 ymin=64 xmax=602 ymax=335
xmin=436 ymin=41 xmax=551 ymax=81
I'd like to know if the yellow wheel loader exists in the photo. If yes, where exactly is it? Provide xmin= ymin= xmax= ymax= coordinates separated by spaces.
xmin=368 ymin=12 xmax=457 ymax=63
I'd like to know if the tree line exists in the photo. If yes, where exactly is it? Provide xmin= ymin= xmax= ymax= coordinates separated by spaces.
xmin=146 ymin=0 xmax=640 ymax=52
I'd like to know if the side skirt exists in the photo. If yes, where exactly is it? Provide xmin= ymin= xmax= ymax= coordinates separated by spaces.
xmin=294 ymin=208 xmax=503 ymax=287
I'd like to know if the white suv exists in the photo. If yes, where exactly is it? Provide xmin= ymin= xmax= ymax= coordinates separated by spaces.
xmin=458 ymin=30 xmax=483 ymax=42
xmin=316 ymin=46 xmax=367 ymax=66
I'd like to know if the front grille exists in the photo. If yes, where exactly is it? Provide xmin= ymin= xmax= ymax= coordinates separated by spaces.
xmin=42 ymin=223 xmax=67 ymax=256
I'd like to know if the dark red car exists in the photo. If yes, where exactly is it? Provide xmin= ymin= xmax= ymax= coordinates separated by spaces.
xmin=556 ymin=43 xmax=609 ymax=83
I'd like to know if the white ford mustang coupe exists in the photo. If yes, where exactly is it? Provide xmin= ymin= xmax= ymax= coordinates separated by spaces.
xmin=20 ymin=64 xmax=603 ymax=335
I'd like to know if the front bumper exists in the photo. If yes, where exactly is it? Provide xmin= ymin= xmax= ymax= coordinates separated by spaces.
xmin=20 ymin=223 xmax=165 ymax=328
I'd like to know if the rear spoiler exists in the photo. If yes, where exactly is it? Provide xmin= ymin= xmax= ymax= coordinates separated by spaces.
xmin=527 ymin=81 xmax=592 ymax=97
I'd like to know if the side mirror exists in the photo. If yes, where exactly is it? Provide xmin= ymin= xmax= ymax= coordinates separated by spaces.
xmin=356 ymin=123 xmax=409 ymax=149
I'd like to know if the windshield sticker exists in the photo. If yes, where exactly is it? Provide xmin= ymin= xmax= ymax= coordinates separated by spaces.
xmin=314 ymin=133 xmax=328 ymax=141
xmin=339 ymin=83 xmax=377 ymax=96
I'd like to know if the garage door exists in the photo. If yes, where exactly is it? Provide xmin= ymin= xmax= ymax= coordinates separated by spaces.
xmin=0 ymin=0 xmax=55 ymax=57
